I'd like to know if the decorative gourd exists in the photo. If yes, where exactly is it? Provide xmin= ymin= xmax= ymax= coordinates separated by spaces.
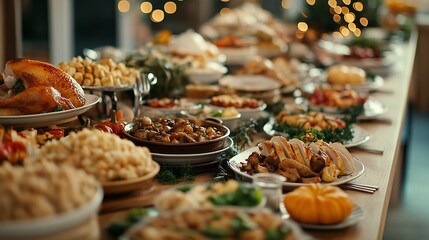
xmin=283 ymin=184 xmax=353 ymax=225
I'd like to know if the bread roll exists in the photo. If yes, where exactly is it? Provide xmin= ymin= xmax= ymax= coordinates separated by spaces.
xmin=327 ymin=64 xmax=366 ymax=85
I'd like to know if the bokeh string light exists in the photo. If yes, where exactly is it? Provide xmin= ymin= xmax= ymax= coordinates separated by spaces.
xmin=297 ymin=0 xmax=367 ymax=37
xmin=118 ymin=0 xmax=179 ymax=23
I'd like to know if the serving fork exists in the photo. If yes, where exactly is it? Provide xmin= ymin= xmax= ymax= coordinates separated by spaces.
xmin=340 ymin=183 xmax=380 ymax=194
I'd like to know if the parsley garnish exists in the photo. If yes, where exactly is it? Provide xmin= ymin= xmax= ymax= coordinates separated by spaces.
xmin=273 ymin=123 xmax=354 ymax=144
xmin=53 ymin=106 xmax=64 ymax=112
xmin=11 ymin=79 xmax=25 ymax=95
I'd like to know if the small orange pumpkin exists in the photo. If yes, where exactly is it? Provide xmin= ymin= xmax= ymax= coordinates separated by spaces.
xmin=283 ymin=184 xmax=353 ymax=225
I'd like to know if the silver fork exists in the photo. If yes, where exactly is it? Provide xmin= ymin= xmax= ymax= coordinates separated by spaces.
xmin=340 ymin=183 xmax=380 ymax=194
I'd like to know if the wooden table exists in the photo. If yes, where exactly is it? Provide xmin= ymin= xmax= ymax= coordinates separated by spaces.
xmin=98 ymin=33 xmax=418 ymax=240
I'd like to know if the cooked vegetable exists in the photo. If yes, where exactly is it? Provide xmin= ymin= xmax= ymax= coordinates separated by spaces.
xmin=208 ymin=184 xmax=263 ymax=207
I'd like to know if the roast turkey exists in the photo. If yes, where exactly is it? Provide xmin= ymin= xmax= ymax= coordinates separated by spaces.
xmin=0 ymin=59 xmax=85 ymax=115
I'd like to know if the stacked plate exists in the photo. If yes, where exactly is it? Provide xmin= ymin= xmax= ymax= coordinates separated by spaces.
xmin=122 ymin=119 xmax=233 ymax=168
xmin=219 ymin=75 xmax=282 ymax=104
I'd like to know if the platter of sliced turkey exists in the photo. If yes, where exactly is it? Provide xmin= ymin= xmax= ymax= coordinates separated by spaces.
xmin=228 ymin=136 xmax=364 ymax=187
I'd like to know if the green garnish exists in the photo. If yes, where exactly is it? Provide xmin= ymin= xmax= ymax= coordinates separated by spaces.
xmin=230 ymin=214 xmax=257 ymax=235
xmin=273 ymin=123 xmax=354 ymax=144
xmin=53 ymin=106 xmax=64 ymax=112
xmin=11 ymin=79 xmax=25 ymax=95
xmin=210 ymin=111 xmax=223 ymax=118
xmin=265 ymin=226 xmax=291 ymax=240
xmin=176 ymin=184 xmax=193 ymax=193
xmin=106 ymin=208 xmax=156 ymax=239
xmin=211 ymin=212 xmax=222 ymax=220
xmin=202 ymin=227 xmax=227 ymax=238
xmin=208 ymin=185 xmax=263 ymax=207
xmin=156 ymin=164 xmax=195 ymax=185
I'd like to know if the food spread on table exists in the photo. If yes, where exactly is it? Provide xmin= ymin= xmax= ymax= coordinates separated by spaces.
xmin=0 ymin=1 xmax=412 ymax=238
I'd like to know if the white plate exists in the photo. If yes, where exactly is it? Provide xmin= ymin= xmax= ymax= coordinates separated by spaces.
xmin=219 ymin=75 xmax=281 ymax=92
xmin=210 ymin=103 xmax=267 ymax=120
xmin=140 ymin=100 xmax=201 ymax=117
xmin=83 ymin=85 xmax=134 ymax=92
xmin=0 ymin=94 xmax=100 ymax=127
xmin=151 ymin=137 xmax=233 ymax=166
xmin=263 ymin=119 xmax=370 ymax=148
xmin=290 ymin=204 xmax=364 ymax=230
xmin=228 ymin=146 xmax=364 ymax=187
xmin=304 ymin=74 xmax=384 ymax=93
xmin=187 ymin=70 xmax=226 ymax=85
xmin=307 ymin=97 xmax=387 ymax=120
xmin=186 ymin=63 xmax=228 ymax=85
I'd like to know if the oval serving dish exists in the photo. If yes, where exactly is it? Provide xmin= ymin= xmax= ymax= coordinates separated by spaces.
xmin=122 ymin=118 xmax=230 ymax=154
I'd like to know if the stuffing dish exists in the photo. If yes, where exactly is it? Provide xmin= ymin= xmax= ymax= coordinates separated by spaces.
xmin=32 ymin=129 xmax=155 ymax=182
xmin=126 ymin=117 xmax=226 ymax=144
xmin=0 ymin=161 xmax=98 ymax=221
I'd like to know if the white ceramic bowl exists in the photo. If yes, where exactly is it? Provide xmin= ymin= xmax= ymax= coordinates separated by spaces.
xmin=0 ymin=185 xmax=103 ymax=239
xmin=217 ymin=114 xmax=241 ymax=130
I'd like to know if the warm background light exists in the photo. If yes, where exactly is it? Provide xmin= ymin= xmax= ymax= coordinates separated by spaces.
xmin=334 ymin=6 xmax=341 ymax=14
xmin=342 ymin=0 xmax=351 ymax=5
xmin=164 ymin=1 xmax=177 ymax=14
xmin=344 ymin=13 xmax=355 ymax=23
xmin=360 ymin=17 xmax=368 ymax=26
xmin=220 ymin=7 xmax=231 ymax=16
xmin=140 ymin=1 xmax=152 ymax=13
xmin=281 ymin=0 xmax=291 ymax=9
xmin=348 ymin=22 xmax=356 ymax=31
xmin=118 ymin=0 xmax=130 ymax=13
xmin=306 ymin=0 xmax=316 ymax=6
xmin=353 ymin=2 xmax=364 ymax=11
xmin=340 ymin=27 xmax=350 ymax=36
xmin=151 ymin=9 xmax=164 ymax=22
xmin=333 ymin=14 xmax=341 ymax=23
xmin=354 ymin=28 xmax=361 ymax=37
xmin=297 ymin=22 xmax=308 ymax=32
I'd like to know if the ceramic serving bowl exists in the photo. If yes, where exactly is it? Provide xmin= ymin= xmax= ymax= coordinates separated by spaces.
xmin=101 ymin=161 xmax=160 ymax=195
xmin=122 ymin=118 xmax=230 ymax=154
xmin=0 ymin=185 xmax=103 ymax=239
